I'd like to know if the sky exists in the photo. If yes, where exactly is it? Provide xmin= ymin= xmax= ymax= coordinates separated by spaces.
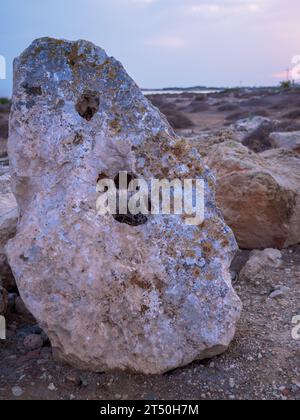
xmin=0 ymin=0 xmax=300 ymax=96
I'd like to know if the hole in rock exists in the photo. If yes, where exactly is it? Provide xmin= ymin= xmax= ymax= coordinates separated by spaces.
xmin=113 ymin=172 xmax=150 ymax=226
xmin=22 ymin=83 xmax=42 ymax=96
xmin=97 ymin=173 xmax=109 ymax=192
xmin=113 ymin=213 xmax=148 ymax=227
xmin=114 ymin=172 xmax=135 ymax=190
xmin=76 ymin=91 xmax=100 ymax=121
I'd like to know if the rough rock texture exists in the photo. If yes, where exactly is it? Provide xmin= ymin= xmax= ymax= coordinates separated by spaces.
xmin=206 ymin=141 xmax=300 ymax=249
xmin=0 ymin=189 xmax=18 ymax=255
xmin=0 ymin=171 xmax=18 ymax=290
xmin=186 ymin=128 xmax=240 ymax=158
xmin=0 ymin=103 xmax=10 ymax=158
xmin=270 ymin=131 xmax=300 ymax=154
xmin=233 ymin=116 xmax=273 ymax=143
xmin=240 ymin=249 xmax=282 ymax=282
xmin=6 ymin=38 xmax=241 ymax=374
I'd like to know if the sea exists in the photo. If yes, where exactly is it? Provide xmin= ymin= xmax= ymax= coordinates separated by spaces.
xmin=142 ymin=89 xmax=219 ymax=95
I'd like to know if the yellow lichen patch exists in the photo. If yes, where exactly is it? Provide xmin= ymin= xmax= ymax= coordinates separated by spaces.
xmin=172 ymin=138 xmax=189 ymax=158
xmin=109 ymin=119 xmax=122 ymax=133
xmin=206 ymin=272 xmax=215 ymax=281
xmin=201 ymin=241 xmax=214 ymax=258
xmin=108 ymin=67 xmax=117 ymax=80
xmin=192 ymin=267 xmax=201 ymax=277
xmin=185 ymin=249 xmax=196 ymax=258
xmin=221 ymin=238 xmax=230 ymax=247
xmin=129 ymin=272 xmax=152 ymax=290
xmin=67 ymin=44 xmax=84 ymax=67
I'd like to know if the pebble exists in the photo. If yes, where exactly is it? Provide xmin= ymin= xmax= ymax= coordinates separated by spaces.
xmin=269 ymin=288 xmax=289 ymax=299
xmin=48 ymin=383 xmax=56 ymax=391
xmin=12 ymin=386 xmax=23 ymax=397
xmin=23 ymin=334 xmax=43 ymax=351
xmin=81 ymin=378 xmax=89 ymax=387
xmin=65 ymin=373 xmax=82 ymax=386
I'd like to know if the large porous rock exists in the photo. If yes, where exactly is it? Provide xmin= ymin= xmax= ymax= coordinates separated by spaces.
xmin=206 ymin=141 xmax=300 ymax=249
xmin=6 ymin=38 xmax=241 ymax=374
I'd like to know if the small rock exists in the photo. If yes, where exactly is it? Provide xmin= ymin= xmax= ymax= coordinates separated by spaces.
xmin=48 ymin=383 xmax=56 ymax=391
xmin=229 ymin=378 xmax=235 ymax=389
xmin=279 ymin=386 xmax=290 ymax=397
xmin=240 ymin=249 xmax=283 ymax=282
xmin=12 ymin=386 xmax=23 ymax=397
xmin=80 ymin=378 xmax=89 ymax=388
xmin=274 ymin=285 xmax=290 ymax=293
xmin=269 ymin=287 xmax=289 ymax=299
xmin=65 ymin=373 xmax=82 ymax=386
xmin=23 ymin=334 xmax=43 ymax=351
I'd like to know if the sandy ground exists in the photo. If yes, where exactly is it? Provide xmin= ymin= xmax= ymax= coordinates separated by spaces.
xmin=0 ymin=88 xmax=300 ymax=400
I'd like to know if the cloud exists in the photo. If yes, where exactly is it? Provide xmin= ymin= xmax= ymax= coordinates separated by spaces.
xmin=145 ymin=35 xmax=186 ymax=49
xmin=188 ymin=0 xmax=270 ymax=16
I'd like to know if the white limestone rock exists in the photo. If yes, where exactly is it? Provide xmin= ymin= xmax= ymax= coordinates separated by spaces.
xmin=6 ymin=38 xmax=241 ymax=374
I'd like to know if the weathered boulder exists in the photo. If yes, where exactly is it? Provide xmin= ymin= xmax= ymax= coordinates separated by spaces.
xmin=206 ymin=141 xmax=300 ymax=249
xmin=270 ymin=131 xmax=300 ymax=154
xmin=233 ymin=116 xmax=272 ymax=137
xmin=240 ymin=249 xmax=282 ymax=282
xmin=6 ymin=38 xmax=241 ymax=374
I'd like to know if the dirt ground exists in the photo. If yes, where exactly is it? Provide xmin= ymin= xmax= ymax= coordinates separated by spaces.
xmin=0 ymin=88 xmax=300 ymax=400
xmin=0 ymin=246 xmax=299 ymax=400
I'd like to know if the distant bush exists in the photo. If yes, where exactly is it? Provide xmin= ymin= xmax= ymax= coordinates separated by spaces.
xmin=280 ymin=80 xmax=292 ymax=90
xmin=225 ymin=110 xmax=250 ymax=122
xmin=217 ymin=103 xmax=240 ymax=112
xmin=165 ymin=110 xmax=194 ymax=129
xmin=0 ymin=98 xmax=10 ymax=105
